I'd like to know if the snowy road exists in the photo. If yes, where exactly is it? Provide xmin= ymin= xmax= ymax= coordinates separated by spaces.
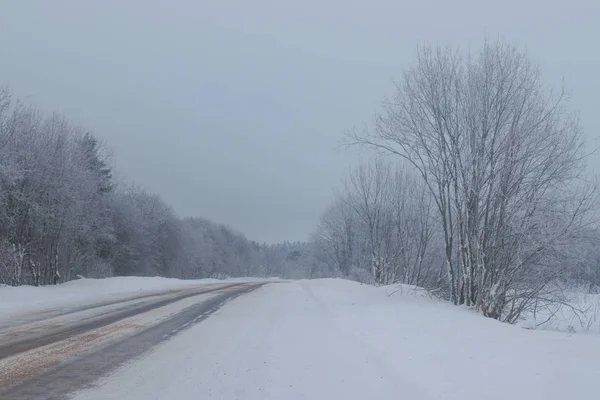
xmin=0 ymin=282 xmax=262 ymax=399
xmin=0 ymin=283 xmax=248 ymax=359
xmin=71 ymin=280 xmax=599 ymax=400
xmin=2 ymin=279 xmax=599 ymax=400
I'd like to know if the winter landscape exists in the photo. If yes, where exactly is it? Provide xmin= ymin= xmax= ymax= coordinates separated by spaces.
xmin=2 ymin=1 xmax=600 ymax=399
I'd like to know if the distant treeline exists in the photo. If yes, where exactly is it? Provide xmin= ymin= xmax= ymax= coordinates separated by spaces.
xmin=0 ymin=86 xmax=335 ymax=286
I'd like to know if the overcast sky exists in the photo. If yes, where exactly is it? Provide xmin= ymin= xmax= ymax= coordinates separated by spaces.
xmin=1 ymin=0 xmax=599 ymax=243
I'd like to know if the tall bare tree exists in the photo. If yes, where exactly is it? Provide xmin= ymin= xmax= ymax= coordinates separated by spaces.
xmin=344 ymin=159 xmax=396 ymax=284
xmin=350 ymin=39 xmax=597 ymax=319
xmin=314 ymin=197 xmax=359 ymax=277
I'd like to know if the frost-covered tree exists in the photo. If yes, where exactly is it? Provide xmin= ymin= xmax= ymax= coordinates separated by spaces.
xmin=349 ymin=39 xmax=598 ymax=320
xmin=0 ymin=88 xmax=115 ymax=285
xmin=316 ymin=159 xmax=438 ymax=286
xmin=0 ymin=84 xmax=341 ymax=287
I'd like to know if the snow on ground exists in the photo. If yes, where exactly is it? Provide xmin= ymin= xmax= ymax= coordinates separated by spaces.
xmin=0 ymin=276 xmax=278 ymax=323
xmin=518 ymin=289 xmax=600 ymax=334
xmin=72 ymin=278 xmax=600 ymax=400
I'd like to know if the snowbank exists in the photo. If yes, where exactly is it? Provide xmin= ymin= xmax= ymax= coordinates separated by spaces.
xmin=0 ymin=276 xmax=278 ymax=321
xmin=518 ymin=289 xmax=600 ymax=334
xmin=324 ymin=278 xmax=600 ymax=335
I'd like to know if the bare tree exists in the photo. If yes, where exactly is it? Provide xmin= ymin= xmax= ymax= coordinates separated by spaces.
xmin=349 ymin=39 xmax=597 ymax=319
xmin=316 ymin=158 xmax=437 ymax=286
xmin=314 ymin=197 xmax=359 ymax=277
xmin=344 ymin=159 xmax=396 ymax=284
xmin=390 ymin=167 xmax=436 ymax=286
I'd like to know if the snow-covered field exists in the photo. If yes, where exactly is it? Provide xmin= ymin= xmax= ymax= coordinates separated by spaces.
xmin=518 ymin=289 xmax=600 ymax=334
xmin=70 ymin=278 xmax=599 ymax=400
xmin=0 ymin=276 xmax=278 ymax=324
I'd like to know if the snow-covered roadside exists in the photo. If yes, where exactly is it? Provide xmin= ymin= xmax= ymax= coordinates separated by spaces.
xmin=360 ymin=280 xmax=600 ymax=335
xmin=72 ymin=278 xmax=600 ymax=400
xmin=0 ymin=276 xmax=277 ymax=323
xmin=518 ymin=289 xmax=600 ymax=334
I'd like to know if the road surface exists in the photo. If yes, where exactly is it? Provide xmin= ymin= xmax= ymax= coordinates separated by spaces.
xmin=1 ymin=279 xmax=599 ymax=400
xmin=0 ymin=282 xmax=262 ymax=400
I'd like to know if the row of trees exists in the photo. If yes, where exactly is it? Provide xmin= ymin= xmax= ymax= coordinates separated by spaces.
xmin=316 ymin=39 xmax=600 ymax=322
xmin=4 ymin=38 xmax=600 ymax=325
xmin=315 ymin=159 xmax=440 ymax=287
xmin=0 ymin=87 xmax=113 ymax=285
xmin=0 ymin=86 xmax=330 ymax=286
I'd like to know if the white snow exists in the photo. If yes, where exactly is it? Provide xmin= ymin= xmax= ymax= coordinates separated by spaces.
xmin=0 ymin=276 xmax=278 ymax=324
xmin=518 ymin=289 xmax=600 ymax=334
xmin=72 ymin=278 xmax=600 ymax=400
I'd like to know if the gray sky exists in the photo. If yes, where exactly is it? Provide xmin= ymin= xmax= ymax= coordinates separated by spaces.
xmin=1 ymin=0 xmax=599 ymax=243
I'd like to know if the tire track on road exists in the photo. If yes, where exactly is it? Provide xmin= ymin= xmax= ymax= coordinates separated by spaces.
xmin=0 ymin=283 xmax=241 ymax=360
xmin=0 ymin=283 xmax=263 ymax=400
